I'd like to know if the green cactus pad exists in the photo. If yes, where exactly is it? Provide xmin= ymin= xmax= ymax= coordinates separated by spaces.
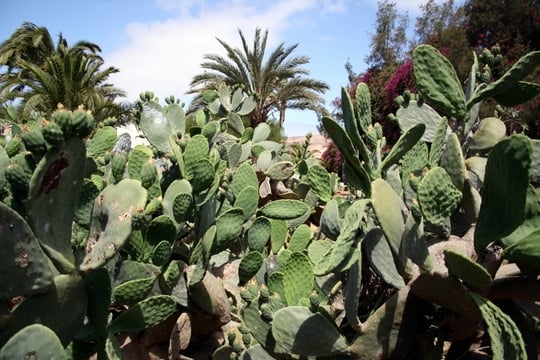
xmin=83 ymin=267 xmax=111 ymax=340
xmin=139 ymin=101 xmax=185 ymax=153
xmin=259 ymin=199 xmax=310 ymax=220
xmin=162 ymin=260 xmax=182 ymax=289
xmin=288 ymin=224 xmax=312 ymax=252
xmin=502 ymin=228 xmax=540 ymax=274
xmin=475 ymin=135 xmax=532 ymax=252
xmin=172 ymin=193 xmax=194 ymax=224
xmin=252 ymin=123 xmax=271 ymax=143
xmin=0 ymin=273 xmax=88 ymax=347
xmin=469 ymin=117 xmax=507 ymax=151
xmin=80 ymin=179 xmax=148 ymax=271
xmin=247 ymin=217 xmax=271 ymax=252
xmin=0 ymin=147 xmax=8 ymax=189
xmin=86 ymin=126 xmax=117 ymax=158
xmin=413 ymin=45 xmax=467 ymax=119
xmin=282 ymin=252 xmax=314 ymax=305
xmin=322 ymin=116 xmax=371 ymax=195
xmin=234 ymin=186 xmax=259 ymax=221
xmin=355 ymin=82 xmax=372 ymax=133
xmin=270 ymin=219 xmax=288 ymax=253
xmin=501 ymin=186 xmax=540 ymax=248
xmin=395 ymin=100 xmax=444 ymax=143
xmin=428 ymin=117 xmax=449 ymax=167
xmin=0 ymin=202 xmax=54 ymax=299
xmin=379 ymin=124 xmax=425 ymax=175
xmin=444 ymin=249 xmax=492 ymax=288
xmin=231 ymin=162 xmax=259 ymax=198
xmin=402 ymin=215 xmax=433 ymax=272
xmin=307 ymin=165 xmax=332 ymax=202
xmin=265 ymin=161 xmax=294 ymax=181
xmin=267 ymin=271 xmax=285 ymax=299
xmin=238 ymin=251 xmax=264 ymax=284
xmin=371 ymin=179 xmax=406 ymax=257
xmin=140 ymin=161 xmax=158 ymax=189
xmin=467 ymin=292 xmax=527 ymax=360
xmin=440 ymin=133 xmax=465 ymax=191
xmin=418 ymin=167 xmax=462 ymax=225
xmin=0 ymin=324 xmax=66 ymax=360
xmin=308 ymin=240 xmax=333 ymax=275
xmin=319 ymin=199 xmax=341 ymax=241
xmin=146 ymin=215 xmax=177 ymax=245
xmin=364 ymin=228 xmax=405 ymax=288
xmin=400 ymin=141 xmax=428 ymax=179
xmin=345 ymin=258 xmax=363 ymax=331
xmin=127 ymin=145 xmax=153 ymax=180
xmin=152 ymin=240 xmax=172 ymax=266
xmin=27 ymin=137 xmax=86 ymax=270
xmin=190 ymin=158 xmax=215 ymax=193
xmin=162 ymin=179 xmax=192 ymax=226
xmin=113 ymin=276 xmax=157 ymax=305
xmin=215 ymin=208 xmax=244 ymax=253
xmin=271 ymin=306 xmax=350 ymax=357
xmin=341 ymin=87 xmax=367 ymax=161
xmin=184 ymin=135 xmax=210 ymax=179
xmin=108 ymin=295 xmax=177 ymax=334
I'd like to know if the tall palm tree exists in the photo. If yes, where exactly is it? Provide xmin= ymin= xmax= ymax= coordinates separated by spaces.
xmin=189 ymin=28 xmax=329 ymax=129
xmin=0 ymin=22 xmax=125 ymax=122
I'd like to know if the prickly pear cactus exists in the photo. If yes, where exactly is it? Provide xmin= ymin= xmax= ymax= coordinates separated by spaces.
xmin=80 ymin=179 xmax=148 ymax=271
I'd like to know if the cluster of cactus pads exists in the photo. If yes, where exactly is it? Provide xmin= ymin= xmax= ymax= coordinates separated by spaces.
xmin=1 ymin=46 xmax=540 ymax=360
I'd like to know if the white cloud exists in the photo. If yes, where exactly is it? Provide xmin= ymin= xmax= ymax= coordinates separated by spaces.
xmin=106 ymin=0 xmax=327 ymax=102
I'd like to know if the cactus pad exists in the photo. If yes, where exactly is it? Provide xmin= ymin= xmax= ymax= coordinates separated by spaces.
xmin=444 ymin=249 xmax=492 ymax=288
xmin=271 ymin=306 xmax=350 ymax=357
xmin=307 ymin=165 xmax=332 ymax=202
xmin=108 ymin=295 xmax=177 ymax=334
xmin=0 ymin=202 xmax=53 ymax=299
xmin=282 ymin=252 xmax=314 ymax=305
xmin=259 ymin=199 xmax=310 ymax=220
xmin=247 ymin=217 xmax=271 ymax=252
xmin=113 ymin=276 xmax=157 ymax=305
xmin=0 ymin=324 xmax=66 ymax=360
xmin=475 ymin=135 xmax=532 ymax=252
xmin=234 ymin=185 xmax=259 ymax=221
xmin=418 ymin=167 xmax=462 ymax=225
xmin=238 ymin=251 xmax=264 ymax=284
xmin=288 ymin=224 xmax=312 ymax=252
xmin=80 ymin=179 xmax=148 ymax=271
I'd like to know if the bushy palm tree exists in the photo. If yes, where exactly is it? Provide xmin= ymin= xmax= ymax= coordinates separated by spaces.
xmin=189 ymin=28 xmax=329 ymax=129
xmin=0 ymin=22 xmax=125 ymax=122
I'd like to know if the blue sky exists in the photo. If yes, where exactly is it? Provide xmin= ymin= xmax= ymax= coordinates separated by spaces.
xmin=1 ymin=0 xmax=431 ymax=136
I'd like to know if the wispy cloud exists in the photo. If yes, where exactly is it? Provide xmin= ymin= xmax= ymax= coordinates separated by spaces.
xmin=106 ymin=0 xmax=332 ymax=101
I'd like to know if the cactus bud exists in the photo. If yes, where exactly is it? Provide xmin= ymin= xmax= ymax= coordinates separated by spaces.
xmin=42 ymin=122 xmax=64 ymax=147
xmin=5 ymin=136 xmax=24 ymax=158
xmin=140 ymin=161 xmax=157 ymax=189
xmin=227 ymin=330 xmax=236 ymax=345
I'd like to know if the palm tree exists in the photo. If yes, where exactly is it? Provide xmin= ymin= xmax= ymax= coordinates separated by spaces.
xmin=189 ymin=28 xmax=329 ymax=129
xmin=0 ymin=22 xmax=125 ymax=122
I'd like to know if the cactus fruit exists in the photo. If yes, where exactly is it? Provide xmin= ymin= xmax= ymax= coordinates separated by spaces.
xmin=110 ymin=152 xmax=128 ymax=183
xmin=5 ymin=163 xmax=30 ymax=195
xmin=140 ymin=160 xmax=158 ymax=189
xmin=41 ymin=122 xmax=64 ymax=147
xmin=5 ymin=136 xmax=24 ymax=158
xmin=21 ymin=129 xmax=47 ymax=157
